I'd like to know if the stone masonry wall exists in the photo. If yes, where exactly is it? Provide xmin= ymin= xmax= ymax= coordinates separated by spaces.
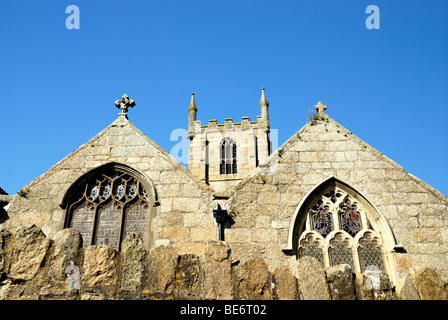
xmin=4 ymin=116 xmax=216 ymax=257
xmin=1 ymin=225 xmax=446 ymax=300
xmin=227 ymin=117 xmax=448 ymax=283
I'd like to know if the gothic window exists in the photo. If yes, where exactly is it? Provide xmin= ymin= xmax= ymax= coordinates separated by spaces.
xmin=358 ymin=232 xmax=384 ymax=272
xmin=329 ymin=233 xmax=354 ymax=270
xmin=298 ymin=233 xmax=325 ymax=266
xmin=63 ymin=166 xmax=151 ymax=251
xmin=220 ymin=138 xmax=237 ymax=174
xmin=297 ymin=185 xmax=386 ymax=275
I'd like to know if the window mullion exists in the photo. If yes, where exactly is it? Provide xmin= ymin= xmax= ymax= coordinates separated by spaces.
xmin=360 ymin=209 xmax=369 ymax=231
xmin=91 ymin=204 xmax=99 ymax=246
xmin=117 ymin=200 xmax=126 ymax=252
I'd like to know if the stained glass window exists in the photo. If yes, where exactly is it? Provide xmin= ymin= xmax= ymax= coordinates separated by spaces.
xmin=297 ymin=186 xmax=387 ymax=277
xmin=339 ymin=198 xmax=362 ymax=237
xmin=66 ymin=169 xmax=150 ymax=251
xmin=310 ymin=200 xmax=333 ymax=237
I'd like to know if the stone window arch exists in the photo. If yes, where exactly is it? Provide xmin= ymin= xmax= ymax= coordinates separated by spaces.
xmin=61 ymin=162 xmax=158 ymax=251
xmin=288 ymin=178 xmax=397 ymax=282
xmin=220 ymin=137 xmax=237 ymax=175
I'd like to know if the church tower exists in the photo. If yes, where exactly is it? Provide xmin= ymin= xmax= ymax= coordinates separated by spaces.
xmin=188 ymin=89 xmax=272 ymax=193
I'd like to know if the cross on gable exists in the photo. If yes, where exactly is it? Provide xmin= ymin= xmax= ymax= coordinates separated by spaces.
xmin=314 ymin=101 xmax=327 ymax=114
xmin=115 ymin=94 xmax=135 ymax=116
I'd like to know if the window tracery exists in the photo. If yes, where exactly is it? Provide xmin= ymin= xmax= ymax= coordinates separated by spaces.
xmin=64 ymin=168 xmax=150 ymax=251
xmin=298 ymin=186 xmax=386 ymax=274
xmin=220 ymin=138 xmax=237 ymax=174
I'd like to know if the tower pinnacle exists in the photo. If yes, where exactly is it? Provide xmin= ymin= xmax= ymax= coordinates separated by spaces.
xmin=188 ymin=92 xmax=198 ymax=139
xmin=259 ymin=88 xmax=270 ymax=132
xmin=189 ymin=92 xmax=197 ymax=111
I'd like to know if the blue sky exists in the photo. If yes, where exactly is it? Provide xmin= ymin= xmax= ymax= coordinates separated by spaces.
xmin=0 ymin=0 xmax=447 ymax=196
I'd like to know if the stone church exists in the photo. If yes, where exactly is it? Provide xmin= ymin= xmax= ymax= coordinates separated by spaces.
xmin=1 ymin=89 xmax=448 ymax=298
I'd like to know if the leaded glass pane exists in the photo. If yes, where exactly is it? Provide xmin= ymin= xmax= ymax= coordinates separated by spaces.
xmin=220 ymin=138 xmax=236 ymax=175
xmin=88 ymin=185 xmax=99 ymax=201
xmin=339 ymin=199 xmax=362 ymax=237
xmin=95 ymin=201 xmax=121 ymax=249
xmin=358 ymin=233 xmax=384 ymax=272
xmin=298 ymin=233 xmax=324 ymax=266
xmin=221 ymin=143 xmax=225 ymax=159
xmin=114 ymin=183 xmax=125 ymax=199
xmin=123 ymin=201 xmax=148 ymax=247
xmin=101 ymin=183 xmax=111 ymax=199
xmin=220 ymin=161 xmax=225 ymax=174
xmin=310 ymin=200 xmax=333 ymax=237
xmin=70 ymin=202 xmax=94 ymax=248
xmin=329 ymin=234 xmax=354 ymax=269
xmin=127 ymin=182 xmax=138 ymax=199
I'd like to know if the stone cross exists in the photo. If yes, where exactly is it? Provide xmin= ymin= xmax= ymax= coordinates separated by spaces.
xmin=314 ymin=101 xmax=327 ymax=115
xmin=115 ymin=94 xmax=135 ymax=116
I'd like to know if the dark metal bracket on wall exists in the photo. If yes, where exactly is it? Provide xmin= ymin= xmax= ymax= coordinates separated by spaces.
xmin=213 ymin=203 xmax=228 ymax=241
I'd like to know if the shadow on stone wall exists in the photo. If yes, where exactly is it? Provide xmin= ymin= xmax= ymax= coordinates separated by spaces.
xmin=0 ymin=225 xmax=446 ymax=300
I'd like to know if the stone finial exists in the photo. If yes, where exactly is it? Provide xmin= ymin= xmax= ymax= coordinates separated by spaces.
xmin=315 ymin=101 xmax=327 ymax=114
xmin=188 ymin=92 xmax=197 ymax=111
xmin=260 ymin=88 xmax=269 ymax=107
xmin=115 ymin=94 xmax=135 ymax=117
xmin=314 ymin=101 xmax=329 ymax=120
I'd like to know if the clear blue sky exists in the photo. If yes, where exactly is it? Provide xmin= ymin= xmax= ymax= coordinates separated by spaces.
xmin=1 ymin=0 xmax=447 ymax=197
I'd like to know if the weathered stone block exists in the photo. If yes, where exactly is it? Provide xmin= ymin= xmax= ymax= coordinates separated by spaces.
xmin=408 ymin=266 xmax=447 ymax=300
xmin=190 ymin=227 xmax=216 ymax=242
xmin=273 ymin=265 xmax=298 ymax=300
xmin=121 ymin=233 xmax=146 ymax=291
xmin=82 ymin=245 xmax=118 ymax=287
xmin=7 ymin=224 xmax=51 ymax=281
xmin=202 ymin=241 xmax=232 ymax=299
xmin=295 ymin=256 xmax=330 ymax=300
xmin=235 ymin=259 xmax=271 ymax=300
xmin=51 ymin=228 xmax=82 ymax=280
xmin=175 ymin=254 xmax=204 ymax=298
xmin=146 ymin=245 xmax=178 ymax=293
xmin=326 ymin=264 xmax=356 ymax=300
xmin=396 ymin=275 xmax=420 ymax=300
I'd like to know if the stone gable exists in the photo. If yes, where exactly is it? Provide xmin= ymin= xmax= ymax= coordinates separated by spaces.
xmin=227 ymin=116 xmax=448 ymax=284
xmin=5 ymin=115 xmax=215 ymax=256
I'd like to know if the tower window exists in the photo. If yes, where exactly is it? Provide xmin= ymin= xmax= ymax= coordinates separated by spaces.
xmin=220 ymin=138 xmax=237 ymax=175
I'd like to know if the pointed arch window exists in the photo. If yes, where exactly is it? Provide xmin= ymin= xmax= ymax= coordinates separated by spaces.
xmin=61 ymin=164 xmax=155 ymax=251
xmin=297 ymin=184 xmax=387 ymax=275
xmin=220 ymin=138 xmax=237 ymax=174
